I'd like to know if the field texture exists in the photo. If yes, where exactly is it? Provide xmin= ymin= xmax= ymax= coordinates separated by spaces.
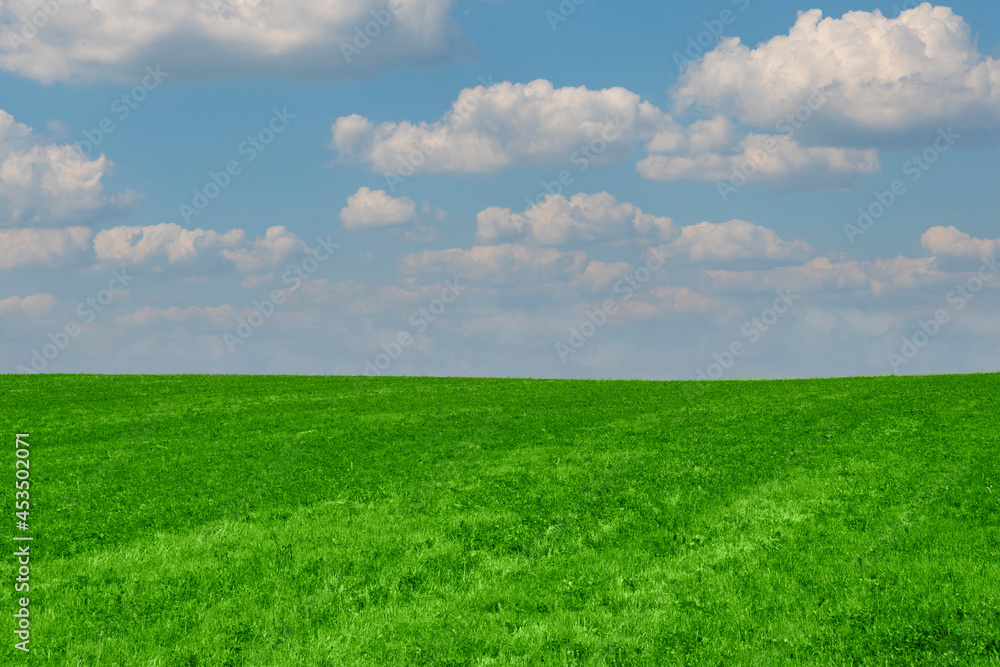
xmin=1 ymin=374 xmax=999 ymax=666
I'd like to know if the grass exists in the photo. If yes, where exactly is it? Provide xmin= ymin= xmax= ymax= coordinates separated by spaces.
xmin=1 ymin=373 xmax=999 ymax=665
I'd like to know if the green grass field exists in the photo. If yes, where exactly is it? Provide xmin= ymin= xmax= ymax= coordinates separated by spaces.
xmin=2 ymin=374 xmax=999 ymax=665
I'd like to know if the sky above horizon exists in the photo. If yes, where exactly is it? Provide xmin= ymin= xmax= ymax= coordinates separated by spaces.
xmin=0 ymin=0 xmax=998 ymax=379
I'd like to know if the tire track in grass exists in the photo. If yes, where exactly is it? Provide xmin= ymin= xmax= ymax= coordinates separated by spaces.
xmin=33 ymin=494 xmax=516 ymax=664
xmin=33 ymin=383 xmax=529 ymax=664
xmin=633 ymin=428 xmax=999 ymax=663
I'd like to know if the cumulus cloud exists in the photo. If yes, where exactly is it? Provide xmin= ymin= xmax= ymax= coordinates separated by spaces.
xmin=93 ymin=223 xmax=304 ymax=274
xmin=331 ymin=78 xmax=666 ymax=175
xmin=94 ymin=223 xmax=244 ymax=267
xmin=0 ymin=227 xmax=91 ymax=269
xmin=706 ymin=255 xmax=943 ymax=295
xmin=340 ymin=187 xmax=417 ymax=229
xmin=644 ymin=115 xmax=736 ymax=155
xmin=477 ymin=192 xmax=677 ymax=245
xmin=674 ymin=5 xmax=1000 ymax=141
xmin=218 ymin=225 xmax=306 ymax=273
xmin=573 ymin=260 xmax=635 ymax=292
xmin=474 ymin=193 xmax=810 ymax=266
xmin=921 ymin=225 xmax=1000 ymax=258
xmin=0 ymin=0 xmax=473 ymax=84
xmin=331 ymin=77 xmax=881 ymax=191
xmin=0 ymin=293 xmax=56 ymax=316
xmin=637 ymin=132 xmax=880 ymax=188
xmin=400 ymin=244 xmax=586 ymax=284
xmin=667 ymin=220 xmax=814 ymax=262
xmin=0 ymin=110 xmax=141 ymax=226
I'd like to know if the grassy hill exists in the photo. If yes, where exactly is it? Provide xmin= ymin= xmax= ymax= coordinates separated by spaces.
xmin=2 ymin=374 xmax=998 ymax=665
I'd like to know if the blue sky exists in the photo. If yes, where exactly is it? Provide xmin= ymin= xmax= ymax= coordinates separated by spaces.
xmin=0 ymin=0 xmax=998 ymax=378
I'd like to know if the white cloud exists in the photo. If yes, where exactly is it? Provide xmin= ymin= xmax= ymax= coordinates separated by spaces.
xmin=400 ymin=244 xmax=586 ymax=284
xmin=93 ymin=222 xmax=304 ymax=274
xmin=638 ymin=132 xmax=880 ymax=188
xmin=331 ymin=76 xmax=881 ymax=191
xmin=340 ymin=187 xmax=417 ymax=229
xmin=0 ymin=110 xmax=141 ymax=226
xmin=475 ymin=196 xmax=811 ymax=267
xmin=674 ymin=5 xmax=1000 ymax=140
xmin=477 ymin=192 xmax=677 ymax=245
xmin=0 ymin=293 xmax=56 ymax=316
xmin=331 ymin=78 xmax=666 ymax=174
xmin=644 ymin=115 xmax=736 ymax=155
xmin=574 ymin=260 xmax=634 ymax=291
xmin=667 ymin=220 xmax=814 ymax=262
xmin=0 ymin=0 xmax=473 ymax=84
xmin=218 ymin=225 xmax=306 ymax=273
xmin=94 ymin=223 xmax=244 ymax=267
xmin=10 ymin=251 xmax=997 ymax=378
xmin=0 ymin=227 xmax=91 ymax=269
xmin=706 ymin=255 xmax=943 ymax=295
xmin=921 ymin=225 xmax=1000 ymax=258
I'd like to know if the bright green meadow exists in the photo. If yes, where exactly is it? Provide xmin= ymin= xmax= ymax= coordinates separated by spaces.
xmin=1 ymin=373 xmax=999 ymax=665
